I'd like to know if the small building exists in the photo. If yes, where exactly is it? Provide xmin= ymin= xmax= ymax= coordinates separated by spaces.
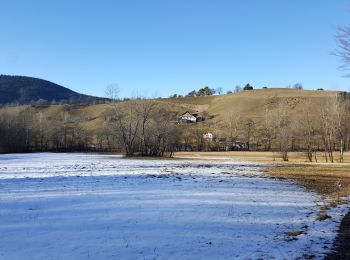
xmin=179 ymin=112 xmax=199 ymax=123
xmin=203 ymin=132 xmax=213 ymax=141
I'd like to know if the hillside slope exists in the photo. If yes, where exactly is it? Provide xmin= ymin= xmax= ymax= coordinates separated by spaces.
xmin=0 ymin=75 xmax=107 ymax=105
xmin=163 ymin=88 xmax=339 ymax=120
xmin=53 ymin=88 xmax=341 ymax=134
xmin=1 ymin=88 xmax=342 ymax=133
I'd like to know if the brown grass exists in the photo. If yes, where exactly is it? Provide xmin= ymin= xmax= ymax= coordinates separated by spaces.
xmin=175 ymin=151 xmax=350 ymax=201
xmin=316 ymin=213 xmax=332 ymax=221
xmin=175 ymin=151 xmax=350 ymax=163
xmin=267 ymin=164 xmax=350 ymax=202
xmin=166 ymin=88 xmax=338 ymax=121
xmin=3 ymin=88 xmax=340 ymax=135
xmin=285 ymin=230 xmax=305 ymax=241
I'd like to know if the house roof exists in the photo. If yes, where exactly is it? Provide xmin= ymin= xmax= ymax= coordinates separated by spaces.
xmin=180 ymin=111 xmax=199 ymax=117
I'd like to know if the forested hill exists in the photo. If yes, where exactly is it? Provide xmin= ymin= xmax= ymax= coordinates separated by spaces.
xmin=0 ymin=75 xmax=108 ymax=105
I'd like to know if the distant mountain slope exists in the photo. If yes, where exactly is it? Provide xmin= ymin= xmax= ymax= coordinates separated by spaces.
xmin=0 ymin=75 xmax=108 ymax=105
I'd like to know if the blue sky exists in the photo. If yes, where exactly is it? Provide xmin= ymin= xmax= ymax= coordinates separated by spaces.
xmin=0 ymin=0 xmax=349 ymax=97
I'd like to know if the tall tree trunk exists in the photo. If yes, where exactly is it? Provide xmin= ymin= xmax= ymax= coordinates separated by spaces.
xmin=340 ymin=138 xmax=344 ymax=163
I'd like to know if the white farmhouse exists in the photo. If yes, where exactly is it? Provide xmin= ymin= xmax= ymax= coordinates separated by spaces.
xmin=203 ymin=132 xmax=213 ymax=141
xmin=179 ymin=112 xmax=198 ymax=123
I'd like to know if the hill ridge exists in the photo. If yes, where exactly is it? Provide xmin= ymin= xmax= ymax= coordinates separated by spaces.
xmin=0 ymin=75 xmax=108 ymax=105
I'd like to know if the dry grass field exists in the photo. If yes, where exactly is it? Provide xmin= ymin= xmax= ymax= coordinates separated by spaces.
xmin=175 ymin=151 xmax=350 ymax=202
xmin=165 ymin=88 xmax=338 ymax=120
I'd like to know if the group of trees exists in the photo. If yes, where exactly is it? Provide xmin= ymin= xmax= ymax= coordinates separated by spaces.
xmin=103 ymin=100 xmax=180 ymax=156
xmin=0 ymin=100 xmax=181 ymax=157
xmin=167 ymin=93 xmax=349 ymax=164
xmin=0 ymin=106 xmax=91 ymax=153
xmin=186 ymin=86 xmax=217 ymax=97
xmin=218 ymin=95 xmax=349 ymax=162
xmin=173 ymin=84 xmax=255 ymax=98
xmin=170 ymin=83 xmax=308 ymax=99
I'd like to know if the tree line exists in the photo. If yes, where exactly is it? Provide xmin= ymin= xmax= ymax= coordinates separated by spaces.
xmin=103 ymin=100 xmax=180 ymax=156
xmin=169 ymin=83 xmax=306 ymax=99
xmin=0 ymin=105 xmax=91 ymax=153
xmin=0 ymin=94 xmax=349 ymax=162
xmin=212 ymin=94 xmax=349 ymax=162
xmin=0 ymin=100 xmax=180 ymax=157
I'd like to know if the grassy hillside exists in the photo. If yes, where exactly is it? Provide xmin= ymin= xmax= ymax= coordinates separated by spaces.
xmin=2 ymin=88 xmax=341 ymax=133
xmin=1 ymin=89 xmax=338 ymax=137
xmin=162 ymin=88 xmax=339 ymax=120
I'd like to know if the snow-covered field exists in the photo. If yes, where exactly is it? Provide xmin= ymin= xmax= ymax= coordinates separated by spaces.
xmin=0 ymin=153 xmax=348 ymax=259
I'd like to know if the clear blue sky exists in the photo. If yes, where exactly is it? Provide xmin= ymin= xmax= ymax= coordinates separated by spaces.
xmin=0 ymin=0 xmax=349 ymax=97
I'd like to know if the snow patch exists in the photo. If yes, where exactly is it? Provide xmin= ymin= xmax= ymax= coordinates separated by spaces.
xmin=0 ymin=153 xmax=347 ymax=259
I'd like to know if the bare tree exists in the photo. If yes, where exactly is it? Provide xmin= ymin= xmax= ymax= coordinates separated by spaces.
xmin=244 ymin=118 xmax=255 ymax=151
xmin=35 ymin=112 xmax=49 ymax=151
xmin=192 ymin=125 xmax=205 ymax=151
xmin=223 ymin=108 xmax=241 ymax=144
xmin=103 ymin=97 xmax=180 ymax=157
xmin=147 ymin=109 xmax=180 ymax=156
xmin=318 ymin=98 xmax=337 ymax=163
xmin=297 ymin=100 xmax=318 ymax=162
xmin=336 ymin=25 xmax=350 ymax=74
xmin=138 ymin=100 xmax=157 ymax=155
xmin=105 ymin=84 xmax=120 ymax=101
xmin=234 ymin=85 xmax=242 ymax=93
xmin=328 ymin=96 xmax=348 ymax=162
xmin=261 ymin=108 xmax=275 ymax=151
xmin=112 ymin=101 xmax=141 ymax=156
xmin=274 ymin=103 xmax=292 ymax=161
xmin=216 ymin=87 xmax=223 ymax=95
